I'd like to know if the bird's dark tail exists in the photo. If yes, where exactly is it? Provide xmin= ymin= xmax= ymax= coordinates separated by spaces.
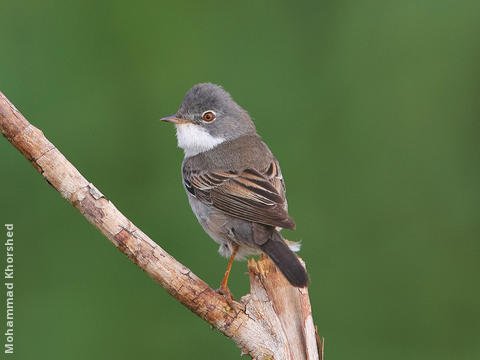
xmin=259 ymin=231 xmax=309 ymax=287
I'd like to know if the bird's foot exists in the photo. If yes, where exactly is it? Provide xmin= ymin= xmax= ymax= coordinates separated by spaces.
xmin=217 ymin=285 xmax=235 ymax=307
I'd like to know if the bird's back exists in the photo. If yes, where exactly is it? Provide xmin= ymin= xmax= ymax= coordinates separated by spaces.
xmin=182 ymin=135 xmax=273 ymax=173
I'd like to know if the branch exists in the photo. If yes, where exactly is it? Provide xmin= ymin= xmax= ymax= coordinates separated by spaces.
xmin=0 ymin=91 xmax=320 ymax=360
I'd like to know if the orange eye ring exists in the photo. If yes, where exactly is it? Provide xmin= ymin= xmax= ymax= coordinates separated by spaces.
xmin=202 ymin=111 xmax=216 ymax=122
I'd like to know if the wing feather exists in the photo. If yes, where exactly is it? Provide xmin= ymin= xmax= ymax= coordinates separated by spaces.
xmin=184 ymin=159 xmax=295 ymax=229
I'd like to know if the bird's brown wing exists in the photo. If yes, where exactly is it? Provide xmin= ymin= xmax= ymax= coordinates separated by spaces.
xmin=183 ymin=160 xmax=295 ymax=229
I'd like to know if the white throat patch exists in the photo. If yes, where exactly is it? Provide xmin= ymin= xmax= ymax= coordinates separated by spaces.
xmin=175 ymin=123 xmax=225 ymax=157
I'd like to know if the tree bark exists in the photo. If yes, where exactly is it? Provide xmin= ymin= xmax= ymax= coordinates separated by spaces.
xmin=0 ymin=91 xmax=321 ymax=360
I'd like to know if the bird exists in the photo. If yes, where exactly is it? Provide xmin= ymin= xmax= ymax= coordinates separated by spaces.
xmin=161 ymin=83 xmax=309 ymax=298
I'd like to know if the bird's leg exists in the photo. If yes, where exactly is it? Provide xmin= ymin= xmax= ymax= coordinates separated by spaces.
xmin=218 ymin=243 xmax=239 ymax=303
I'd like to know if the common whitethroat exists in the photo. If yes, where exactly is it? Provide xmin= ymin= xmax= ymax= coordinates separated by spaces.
xmin=161 ymin=83 xmax=309 ymax=298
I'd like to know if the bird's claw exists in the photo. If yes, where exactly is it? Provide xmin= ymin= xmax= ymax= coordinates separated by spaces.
xmin=217 ymin=285 xmax=235 ymax=307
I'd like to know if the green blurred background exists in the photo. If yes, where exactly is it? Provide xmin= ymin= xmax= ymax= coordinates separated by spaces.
xmin=1 ymin=0 xmax=479 ymax=359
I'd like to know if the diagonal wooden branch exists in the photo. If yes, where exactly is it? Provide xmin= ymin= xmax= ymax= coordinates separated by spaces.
xmin=0 ymin=91 xmax=320 ymax=360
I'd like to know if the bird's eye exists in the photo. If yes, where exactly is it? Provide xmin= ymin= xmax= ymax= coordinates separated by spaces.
xmin=202 ymin=111 xmax=216 ymax=122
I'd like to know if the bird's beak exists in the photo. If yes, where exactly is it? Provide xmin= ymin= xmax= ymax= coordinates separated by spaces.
xmin=160 ymin=114 xmax=190 ymax=124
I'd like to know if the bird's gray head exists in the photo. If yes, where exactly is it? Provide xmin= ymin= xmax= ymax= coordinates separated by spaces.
xmin=161 ymin=83 xmax=256 ymax=157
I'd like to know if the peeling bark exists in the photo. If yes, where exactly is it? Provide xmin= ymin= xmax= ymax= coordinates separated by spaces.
xmin=0 ymin=91 xmax=320 ymax=360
